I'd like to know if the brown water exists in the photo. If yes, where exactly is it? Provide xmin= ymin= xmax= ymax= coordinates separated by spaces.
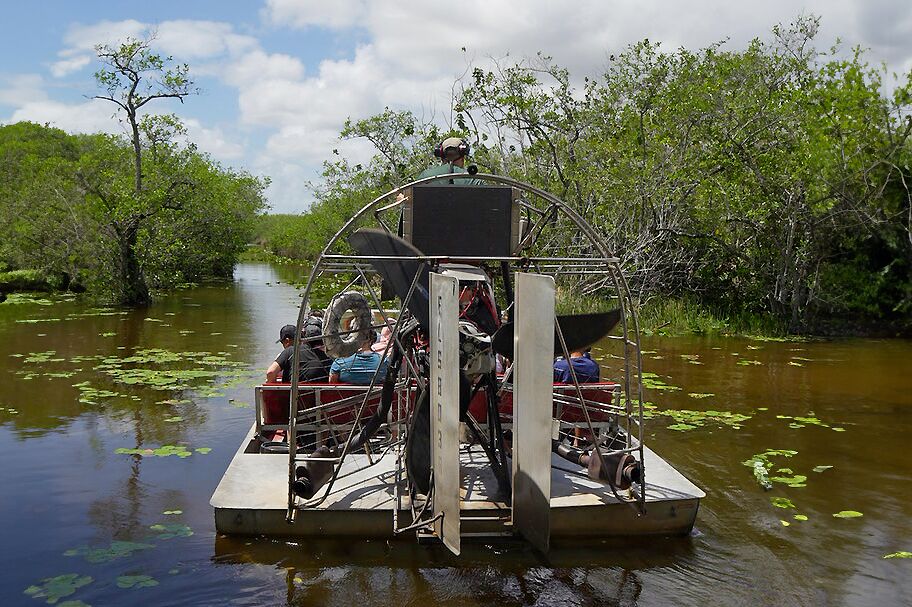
xmin=1 ymin=263 xmax=910 ymax=606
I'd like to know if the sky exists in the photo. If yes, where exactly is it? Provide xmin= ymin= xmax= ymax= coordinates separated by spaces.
xmin=1 ymin=0 xmax=910 ymax=213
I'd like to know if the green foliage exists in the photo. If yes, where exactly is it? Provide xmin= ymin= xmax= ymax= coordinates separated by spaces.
xmin=0 ymin=122 xmax=266 ymax=300
xmin=254 ymin=17 xmax=911 ymax=334
xmin=0 ymin=269 xmax=53 ymax=292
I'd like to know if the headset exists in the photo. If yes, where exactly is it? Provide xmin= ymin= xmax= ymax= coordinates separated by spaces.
xmin=433 ymin=138 xmax=470 ymax=160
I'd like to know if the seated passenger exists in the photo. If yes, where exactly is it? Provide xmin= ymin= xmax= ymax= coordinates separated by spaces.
xmin=266 ymin=324 xmax=328 ymax=383
xmin=553 ymin=347 xmax=600 ymax=383
xmin=329 ymin=329 xmax=388 ymax=384
xmin=303 ymin=314 xmax=332 ymax=377
xmin=554 ymin=347 xmax=600 ymax=446
xmin=370 ymin=320 xmax=395 ymax=355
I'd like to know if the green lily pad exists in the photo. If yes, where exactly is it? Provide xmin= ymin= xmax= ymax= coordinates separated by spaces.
xmin=163 ymin=416 xmax=183 ymax=423
xmin=667 ymin=423 xmax=698 ymax=431
xmin=194 ymin=447 xmax=211 ymax=454
xmin=640 ymin=372 xmax=682 ymax=391
xmin=833 ymin=510 xmax=863 ymax=518
xmin=793 ymin=514 xmax=808 ymax=521
xmin=883 ymin=552 xmax=912 ymax=559
xmin=116 ymin=575 xmax=158 ymax=589
xmin=162 ymin=510 xmax=183 ymax=515
xmin=770 ymin=474 xmax=807 ymax=487
xmin=736 ymin=359 xmax=762 ymax=366
xmin=780 ymin=520 xmax=790 ymax=527
xmin=743 ymin=450 xmax=798 ymax=490
xmin=149 ymin=523 xmax=193 ymax=539
xmin=115 ymin=444 xmax=194 ymax=458
xmin=63 ymin=540 xmax=154 ymax=563
xmin=687 ymin=393 xmax=714 ymax=399
xmin=812 ymin=465 xmax=833 ymax=473
xmin=23 ymin=574 xmax=92 ymax=604
xmin=771 ymin=497 xmax=795 ymax=509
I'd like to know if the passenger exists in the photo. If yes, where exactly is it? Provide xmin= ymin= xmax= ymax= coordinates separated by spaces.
xmin=554 ymin=347 xmax=600 ymax=446
xmin=371 ymin=319 xmax=395 ymax=355
xmin=329 ymin=326 xmax=388 ymax=385
xmin=553 ymin=347 xmax=600 ymax=384
xmin=266 ymin=324 xmax=328 ymax=383
xmin=303 ymin=314 xmax=332 ymax=377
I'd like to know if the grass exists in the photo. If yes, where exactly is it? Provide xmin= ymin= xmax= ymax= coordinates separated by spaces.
xmin=636 ymin=297 xmax=788 ymax=337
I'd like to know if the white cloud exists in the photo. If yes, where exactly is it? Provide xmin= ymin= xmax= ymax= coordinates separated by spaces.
xmin=264 ymin=0 xmax=367 ymax=29
xmin=0 ymin=74 xmax=48 ymax=107
xmin=154 ymin=20 xmax=258 ymax=59
xmin=182 ymin=119 xmax=246 ymax=161
xmin=50 ymin=55 xmax=92 ymax=78
xmin=62 ymin=19 xmax=147 ymax=53
xmin=224 ymin=50 xmax=305 ymax=87
xmin=9 ymin=98 xmax=120 ymax=134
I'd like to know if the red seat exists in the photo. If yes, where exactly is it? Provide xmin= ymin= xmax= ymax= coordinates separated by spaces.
xmin=467 ymin=382 xmax=618 ymax=424
xmin=259 ymin=382 xmax=381 ymax=426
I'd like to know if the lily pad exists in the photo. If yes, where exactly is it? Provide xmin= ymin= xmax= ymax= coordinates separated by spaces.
xmin=640 ymin=372 xmax=682 ymax=391
xmin=116 ymin=575 xmax=158 ymax=589
xmin=162 ymin=510 xmax=183 ymax=515
xmin=743 ymin=450 xmax=798 ymax=490
xmin=63 ymin=540 xmax=154 ymax=563
xmin=115 ymin=444 xmax=194 ymax=458
xmin=769 ymin=474 xmax=807 ymax=488
xmin=812 ymin=465 xmax=833 ymax=473
xmin=770 ymin=497 xmax=795 ymax=509
xmin=667 ymin=423 xmax=698 ymax=431
xmin=780 ymin=520 xmax=790 ymax=527
xmin=833 ymin=510 xmax=863 ymax=518
xmin=883 ymin=552 xmax=912 ymax=559
xmin=23 ymin=574 xmax=92 ymax=604
xmin=194 ymin=447 xmax=211 ymax=454
xmin=736 ymin=359 xmax=762 ymax=366
xmin=687 ymin=393 xmax=714 ymax=399
xmin=793 ymin=514 xmax=808 ymax=521
xmin=150 ymin=523 xmax=193 ymax=539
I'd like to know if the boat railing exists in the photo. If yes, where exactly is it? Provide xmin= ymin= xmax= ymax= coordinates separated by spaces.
xmin=256 ymin=380 xmax=625 ymax=449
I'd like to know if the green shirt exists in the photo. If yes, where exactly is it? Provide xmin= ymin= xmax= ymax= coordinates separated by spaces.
xmin=415 ymin=163 xmax=482 ymax=185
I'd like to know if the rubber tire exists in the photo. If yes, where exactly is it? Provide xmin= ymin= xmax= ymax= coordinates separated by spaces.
xmin=323 ymin=291 xmax=372 ymax=358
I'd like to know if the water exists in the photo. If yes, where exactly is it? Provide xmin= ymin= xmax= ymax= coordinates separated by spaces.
xmin=1 ymin=263 xmax=910 ymax=606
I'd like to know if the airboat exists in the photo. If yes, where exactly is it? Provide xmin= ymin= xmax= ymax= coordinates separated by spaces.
xmin=210 ymin=173 xmax=703 ymax=554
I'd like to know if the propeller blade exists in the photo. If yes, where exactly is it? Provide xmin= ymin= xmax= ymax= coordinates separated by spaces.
xmin=491 ymin=309 xmax=622 ymax=359
xmin=347 ymin=228 xmax=431 ymax=330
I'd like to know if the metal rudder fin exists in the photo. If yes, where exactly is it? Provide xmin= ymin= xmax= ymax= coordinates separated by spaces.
xmin=430 ymin=272 xmax=461 ymax=555
xmin=511 ymin=272 xmax=554 ymax=553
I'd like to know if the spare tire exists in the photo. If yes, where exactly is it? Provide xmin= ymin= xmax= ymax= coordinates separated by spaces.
xmin=323 ymin=291 xmax=372 ymax=358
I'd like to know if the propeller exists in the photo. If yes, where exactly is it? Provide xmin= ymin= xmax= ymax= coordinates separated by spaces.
xmin=491 ymin=309 xmax=622 ymax=359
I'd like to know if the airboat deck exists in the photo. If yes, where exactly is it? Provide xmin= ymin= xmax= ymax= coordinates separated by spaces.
xmin=211 ymin=423 xmax=704 ymax=539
